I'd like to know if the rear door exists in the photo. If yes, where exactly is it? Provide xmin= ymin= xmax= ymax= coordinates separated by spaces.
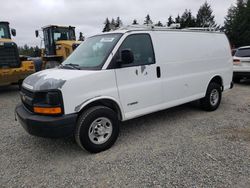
xmin=114 ymin=33 xmax=162 ymax=119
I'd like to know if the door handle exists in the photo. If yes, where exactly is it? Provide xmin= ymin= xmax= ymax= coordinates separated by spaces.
xmin=156 ymin=66 xmax=161 ymax=78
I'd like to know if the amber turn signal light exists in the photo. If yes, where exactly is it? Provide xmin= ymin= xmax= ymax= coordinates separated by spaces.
xmin=34 ymin=107 xmax=62 ymax=114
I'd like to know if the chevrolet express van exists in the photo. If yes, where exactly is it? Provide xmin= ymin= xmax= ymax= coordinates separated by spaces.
xmin=16 ymin=27 xmax=233 ymax=153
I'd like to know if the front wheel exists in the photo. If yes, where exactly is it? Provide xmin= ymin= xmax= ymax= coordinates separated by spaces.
xmin=75 ymin=106 xmax=119 ymax=153
xmin=200 ymin=82 xmax=222 ymax=111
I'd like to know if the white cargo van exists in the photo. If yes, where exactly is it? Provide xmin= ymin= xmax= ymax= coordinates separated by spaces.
xmin=16 ymin=26 xmax=233 ymax=153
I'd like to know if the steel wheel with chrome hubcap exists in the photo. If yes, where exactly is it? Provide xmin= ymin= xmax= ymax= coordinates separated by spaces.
xmin=210 ymin=89 xmax=219 ymax=106
xmin=88 ymin=117 xmax=113 ymax=145
xmin=75 ymin=106 xmax=119 ymax=153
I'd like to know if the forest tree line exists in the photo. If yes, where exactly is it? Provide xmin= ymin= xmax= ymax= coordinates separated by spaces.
xmin=18 ymin=45 xmax=41 ymax=57
xmin=19 ymin=0 xmax=250 ymax=56
xmin=103 ymin=0 xmax=250 ymax=48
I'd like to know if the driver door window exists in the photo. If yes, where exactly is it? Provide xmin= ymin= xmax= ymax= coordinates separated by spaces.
xmin=119 ymin=34 xmax=155 ymax=67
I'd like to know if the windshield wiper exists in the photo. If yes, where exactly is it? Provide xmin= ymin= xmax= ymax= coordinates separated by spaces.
xmin=60 ymin=63 xmax=81 ymax=70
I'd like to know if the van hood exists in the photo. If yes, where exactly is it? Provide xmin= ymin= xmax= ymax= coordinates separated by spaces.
xmin=22 ymin=68 xmax=96 ymax=91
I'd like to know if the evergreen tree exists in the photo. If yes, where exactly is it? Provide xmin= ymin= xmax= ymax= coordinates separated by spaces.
xmin=24 ymin=44 xmax=29 ymax=51
xmin=33 ymin=46 xmax=41 ymax=57
xmin=18 ymin=45 xmax=41 ymax=57
xmin=110 ymin=18 xmax=116 ymax=30
xmin=155 ymin=21 xmax=163 ymax=27
xmin=167 ymin=16 xmax=175 ymax=26
xmin=144 ymin=14 xmax=153 ymax=25
xmin=132 ymin=19 xmax=138 ymax=25
xmin=180 ymin=9 xmax=196 ymax=28
xmin=224 ymin=6 xmax=237 ymax=46
xmin=175 ymin=14 xmax=181 ymax=24
xmin=224 ymin=0 xmax=248 ymax=47
xmin=242 ymin=0 xmax=250 ymax=45
xmin=196 ymin=1 xmax=216 ymax=27
xmin=115 ymin=17 xmax=122 ymax=28
xmin=233 ymin=0 xmax=248 ymax=46
xmin=103 ymin=18 xmax=111 ymax=32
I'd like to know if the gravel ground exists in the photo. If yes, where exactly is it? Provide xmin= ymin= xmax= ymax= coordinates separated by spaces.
xmin=0 ymin=82 xmax=250 ymax=187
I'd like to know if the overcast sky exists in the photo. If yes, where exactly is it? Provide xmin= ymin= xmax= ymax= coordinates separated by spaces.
xmin=1 ymin=0 xmax=236 ymax=47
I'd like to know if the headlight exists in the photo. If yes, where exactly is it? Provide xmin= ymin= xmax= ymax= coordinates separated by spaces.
xmin=33 ymin=90 xmax=63 ymax=115
xmin=46 ymin=91 xmax=61 ymax=105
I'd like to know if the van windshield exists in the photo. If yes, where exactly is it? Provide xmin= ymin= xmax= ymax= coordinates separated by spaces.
xmin=62 ymin=33 xmax=122 ymax=70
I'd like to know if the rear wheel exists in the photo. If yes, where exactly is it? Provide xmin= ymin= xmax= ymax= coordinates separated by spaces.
xmin=75 ymin=106 xmax=119 ymax=153
xmin=200 ymin=82 xmax=222 ymax=111
xmin=45 ymin=61 xmax=60 ymax=69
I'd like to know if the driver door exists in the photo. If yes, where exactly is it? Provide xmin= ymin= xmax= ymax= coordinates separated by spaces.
xmin=114 ymin=34 xmax=163 ymax=119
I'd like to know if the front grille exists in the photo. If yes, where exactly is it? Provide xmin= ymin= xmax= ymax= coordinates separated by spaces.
xmin=0 ymin=42 xmax=20 ymax=68
xmin=20 ymin=87 xmax=34 ymax=112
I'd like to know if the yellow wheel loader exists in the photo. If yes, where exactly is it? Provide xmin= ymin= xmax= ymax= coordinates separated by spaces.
xmin=0 ymin=22 xmax=35 ymax=87
xmin=35 ymin=25 xmax=82 ymax=69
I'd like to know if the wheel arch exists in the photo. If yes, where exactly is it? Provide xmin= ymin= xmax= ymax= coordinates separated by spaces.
xmin=207 ymin=75 xmax=224 ymax=91
xmin=76 ymin=96 xmax=124 ymax=121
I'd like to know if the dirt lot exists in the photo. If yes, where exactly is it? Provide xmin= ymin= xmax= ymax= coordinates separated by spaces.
xmin=0 ymin=82 xmax=250 ymax=187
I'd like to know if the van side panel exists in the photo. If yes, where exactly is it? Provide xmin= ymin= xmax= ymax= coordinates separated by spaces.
xmin=151 ymin=31 xmax=232 ymax=106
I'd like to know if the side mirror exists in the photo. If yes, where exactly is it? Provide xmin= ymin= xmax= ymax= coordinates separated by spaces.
xmin=121 ymin=49 xmax=134 ymax=64
xmin=11 ymin=29 xmax=16 ymax=37
xmin=35 ymin=30 xmax=39 ymax=38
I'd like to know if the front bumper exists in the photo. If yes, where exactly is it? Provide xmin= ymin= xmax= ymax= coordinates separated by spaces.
xmin=15 ymin=104 xmax=77 ymax=138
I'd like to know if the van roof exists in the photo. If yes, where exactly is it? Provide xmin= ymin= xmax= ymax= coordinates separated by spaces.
xmin=100 ymin=25 xmax=223 ymax=35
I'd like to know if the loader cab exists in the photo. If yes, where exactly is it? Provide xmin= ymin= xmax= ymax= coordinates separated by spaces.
xmin=0 ymin=22 xmax=20 ymax=68
xmin=0 ymin=22 xmax=11 ymax=39
xmin=41 ymin=25 xmax=76 ymax=56
xmin=0 ymin=21 xmax=35 ymax=87
xmin=0 ymin=22 xmax=16 ymax=40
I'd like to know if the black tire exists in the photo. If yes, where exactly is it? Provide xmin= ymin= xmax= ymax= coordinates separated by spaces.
xmin=200 ymin=82 xmax=222 ymax=111
xmin=75 ymin=106 xmax=119 ymax=153
xmin=233 ymin=77 xmax=241 ymax=83
xmin=45 ymin=61 xmax=60 ymax=69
